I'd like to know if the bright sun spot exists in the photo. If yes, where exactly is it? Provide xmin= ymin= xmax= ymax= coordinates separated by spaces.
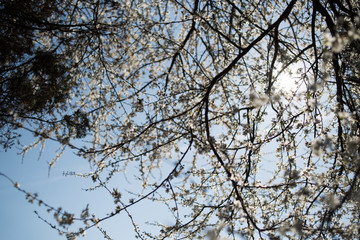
xmin=276 ymin=62 xmax=306 ymax=93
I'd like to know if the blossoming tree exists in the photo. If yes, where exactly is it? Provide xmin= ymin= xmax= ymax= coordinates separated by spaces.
xmin=1 ymin=0 xmax=360 ymax=239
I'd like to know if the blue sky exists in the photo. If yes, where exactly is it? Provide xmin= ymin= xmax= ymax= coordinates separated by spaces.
xmin=0 ymin=131 xmax=172 ymax=240
xmin=0 ymin=106 xmax=287 ymax=240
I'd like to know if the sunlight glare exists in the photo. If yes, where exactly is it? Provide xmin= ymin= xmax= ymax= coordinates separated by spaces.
xmin=276 ymin=62 xmax=305 ymax=93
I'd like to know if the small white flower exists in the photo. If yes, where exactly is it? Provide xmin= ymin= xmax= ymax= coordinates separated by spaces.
xmin=322 ymin=193 xmax=340 ymax=209
xmin=234 ymin=200 xmax=242 ymax=209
